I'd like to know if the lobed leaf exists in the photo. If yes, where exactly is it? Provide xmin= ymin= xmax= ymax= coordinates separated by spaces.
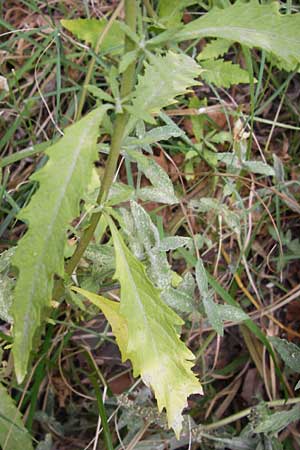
xmin=173 ymin=0 xmax=300 ymax=69
xmin=197 ymin=38 xmax=232 ymax=61
xmin=107 ymin=217 xmax=203 ymax=437
xmin=12 ymin=106 xmax=108 ymax=383
xmin=200 ymin=59 xmax=250 ymax=88
xmin=0 ymin=383 xmax=33 ymax=450
xmin=126 ymin=51 xmax=202 ymax=126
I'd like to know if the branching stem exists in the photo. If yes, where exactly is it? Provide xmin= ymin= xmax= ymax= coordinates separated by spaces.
xmin=65 ymin=0 xmax=138 ymax=276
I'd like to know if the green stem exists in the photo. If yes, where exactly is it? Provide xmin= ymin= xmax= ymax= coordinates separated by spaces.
xmin=201 ymin=396 xmax=300 ymax=431
xmin=84 ymin=349 xmax=114 ymax=450
xmin=75 ymin=0 xmax=125 ymax=121
xmin=65 ymin=0 xmax=138 ymax=276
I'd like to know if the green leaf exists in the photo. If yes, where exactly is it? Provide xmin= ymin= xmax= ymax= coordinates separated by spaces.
xmin=195 ymin=259 xmax=223 ymax=336
xmin=12 ymin=106 xmax=108 ymax=383
xmin=158 ymin=0 xmax=199 ymax=27
xmin=197 ymin=38 xmax=232 ymax=61
xmin=270 ymin=337 xmax=300 ymax=372
xmin=216 ymin=304 xmax=249 ymax=322
xmin=126 ymin=51 xmax=202 ymax=125
xmin=0 ymin=383 xmax=33 ymax=450
xmin=200 ymin=59 xmax=250 ymax=88
xmin=242 ymin=160 xmax=275 ymax=176
xmin=174 ymin=1 xmax=300 ymax=69
xmin=61 ymin=19 xmax=124 ymax=54
xmin=0 ymin=248 xmax=15 ymax=323
xmin=127 ymin=150 xmax=178 ymax=204
xmin=158 ymin=236 xmax=192 ymax=252
xmin=125 ymin=124 xmax=183 ymax=148
xmin=254 ymin=405 xmax=300 ymax=434
xmin=107 ymin=216 xmax=202 ymax=437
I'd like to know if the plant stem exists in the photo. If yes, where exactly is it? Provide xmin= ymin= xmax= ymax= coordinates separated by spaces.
xmin=65 ymin=0 xmax=137 ymax=276
xmin=84 ymin=348 xmax=114 ymax=450
xmin=201 ymin=396 xmax=300 ymax=431
xmin=75 ymin=0 xmax=125 ymax=121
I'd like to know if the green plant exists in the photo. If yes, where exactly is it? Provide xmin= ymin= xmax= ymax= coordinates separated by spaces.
xmin=1 ymin=0 xmax=300 ymax=447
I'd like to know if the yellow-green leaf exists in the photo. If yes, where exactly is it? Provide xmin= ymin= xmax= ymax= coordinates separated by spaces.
xmin=107 ymin=217 xmax=202 ymax=437
xmin=71 ymin=287 xmax=128 ymax=358
xmin=61 ymin=18 xmax=124 ymax=54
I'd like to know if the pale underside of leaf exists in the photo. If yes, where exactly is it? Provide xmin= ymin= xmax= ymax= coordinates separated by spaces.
xmin=107 ymin=217 xmax=202 ymax=437
xmin=0 ymin=383 xmax=33 ymax=450
xmin=12 ymin=107 xmax=108 ymax=383
xmin=174 ymin=1 xmax=300 ymax=69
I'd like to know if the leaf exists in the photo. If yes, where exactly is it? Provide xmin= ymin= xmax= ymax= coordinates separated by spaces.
xmin=242 ymin=161 xmax=275 ymax=176
xmin=126 ymin=51 xmax=202 ymax=125
xmin=107 ymin=217 xmax=203 ymax=437
xmin=254 ymin=405 xmax=300 ymax=434
xmin=127 ymin=150 xmax=178 ymax=204
xmin=61 ymin=19 xmax=124 ymax=54
xmin=295 ymin=379 xmax=300 ymax=390
xmin=158 ymin=236 xmax=192 ymax=252
xmin=270 ymin=337 xmax=300 ymax=372
xmin=72 ymin=287 xmax=128 ymax=358
xmin=197 ymin=38 xmax=232 ymax=61
xmin=216 ymin=304 xmax=249 ymax=322
xmin=11 ymin=106 xmax=108 ymax=383
xmin=195 ymin=259 xmax=223 ymax=336
xmin=200 ymin=59 xmax=250 ymax=88
xmin=106 ymin=182 xmax=135 ymax=206
xmin=125 ymin=125 xmax=183 ymax=148
xmin=158 ymin=0 xmax=199 ymax=27
xmin=0 ymin=383 xmax=33 ymax=450
xmin=0 ymin=248 xmax=15 ymax=323
xmin=174 ymin=1 xmax=300 ymax=69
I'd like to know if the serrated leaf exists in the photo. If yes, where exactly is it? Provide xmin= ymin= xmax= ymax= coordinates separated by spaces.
xmin=254 ymin=404 xmax=300 ymax=434
xmin=0 ymin=383 xmax=33 ymax=450
xmin=127 ymin=150 xmax=178 ymax=204
xmin=270 ymin=337 xmax=300 ymax=372
xmin=86 ymin=85 xmax=114 ymax=103
xmin=61 ymin=19 xmax=124 ymax=54
xmin=72 ymin=287 xmax=128 ymax=358
xmin=12 ymin=106 xmax=108 ymax=383
xmin=200 ymin=59 xmax=250 ymax=88
xmin=174 ymin=1 xmax=300 ymax=69
xmin=197 ymin=38 xmax=232 ymax=61
xmin=107 ymin=217 xmax=202 ymax=437
xmin=126 ymin=51 xmax=202 ymax=126
xmin=196 ymin=259 xmax=223 ymax=335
